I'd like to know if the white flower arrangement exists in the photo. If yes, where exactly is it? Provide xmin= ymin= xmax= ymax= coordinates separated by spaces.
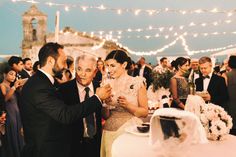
xmin=199 ymin=103 xmax=233 ymax=140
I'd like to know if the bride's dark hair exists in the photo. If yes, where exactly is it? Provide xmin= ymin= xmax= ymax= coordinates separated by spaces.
xmin=105 ymin=50 xmax=132 ymax=70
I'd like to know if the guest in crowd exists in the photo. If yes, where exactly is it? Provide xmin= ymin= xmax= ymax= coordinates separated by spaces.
xmin=213 ymin=65 xmax=221 ymax=75
xmin=65 ymin=56 xmax=75 ymax=80
xmin=54 ymin=69 xmax=70 ymax=86
xmin=153 ymin=57 xmax=168 ymax=73
xmin=195 ymin=56 xmax=228 ymax=108
xmin=54 ymin=57 xmax=74 ymax=85
xmin=225 ymin=55 xmax=236 ymax=135
xmin=101 ymin=50 xmax=148 ymax=157
xmin=133 ymin=56 xmax=152 ymax=89
xmin=0 ymin=66 xmax=24 ymax=157
xmin=94 ymin=57 xmax=106 ymax=84
xmin=188 ymin=58 xmax=201 ymax=83
xmin=19 ymin=42 xmax=112 ymax=157
xmin=20 ymin=58 xmax=33 ymax=79
xmin=170 ymin=57 xmax=190 ymax=109
xmin=32 ymin=61 xmax=40 ymax=75
xmin=58 ymin=55 xmax=102 ymax=157
xmin=7 ymin=56 xmax=24 ymax=80
xmin=220 ymin=59 xmax=230 ymax=74
xmin=127 ymin=60 xmax=136 ymax=76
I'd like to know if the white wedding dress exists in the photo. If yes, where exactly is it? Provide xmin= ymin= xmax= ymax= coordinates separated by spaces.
xmin=100 ymin=74 xmax=145 ymax=157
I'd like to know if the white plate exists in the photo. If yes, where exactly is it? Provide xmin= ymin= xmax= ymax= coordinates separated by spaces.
xmin=125 ymin=125 xmax=149 ymax=137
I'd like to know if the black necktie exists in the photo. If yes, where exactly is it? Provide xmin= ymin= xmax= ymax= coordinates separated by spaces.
xmin=84 ymin=87 xmax=96 ymax=137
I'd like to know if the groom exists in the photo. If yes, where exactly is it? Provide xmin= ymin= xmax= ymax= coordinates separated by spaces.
xmin=57 ymin=54 xmax=102 ymax=157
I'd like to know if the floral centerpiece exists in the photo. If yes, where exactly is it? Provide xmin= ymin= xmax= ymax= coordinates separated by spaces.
xmin=199 ymin=103 xmax=233 ymax=140
xmin=151 ymin=70 xmax=174 ymax=92
xmin=147 ymin=70 xmax=174 ymax=110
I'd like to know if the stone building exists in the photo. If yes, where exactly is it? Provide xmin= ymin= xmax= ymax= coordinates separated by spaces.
xmin=22 ymin=5 xmax=125 ymax=63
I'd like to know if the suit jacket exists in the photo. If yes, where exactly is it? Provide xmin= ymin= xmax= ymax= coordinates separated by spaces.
xmin=19 ymin=69 xmax=31 ymax=79
xmin=195 ymin=73 xmax=228 ymax=108
xmin=19 ymin=71 xmax=102 ymax=157
xmin=226 ymin=69 xmax=236 ymax=129
xmin=57 ymin=79 xmax=102 ymax=157
xmin=133 ymin=65 xmax=152 ymax=88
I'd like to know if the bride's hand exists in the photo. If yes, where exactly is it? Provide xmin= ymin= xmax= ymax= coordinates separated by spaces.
xmin=117 ymin=96 xmax=129 ymax=108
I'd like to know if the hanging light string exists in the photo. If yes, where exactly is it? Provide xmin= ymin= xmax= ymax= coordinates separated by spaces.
xmin=12 ymin=0 xmax=236 ymax=17
xmin=53 ymin=26 xmax=236 ymax=56
xmin=12 ymin=0 xmax=235 ymax=36
xmin=92 ymin=30 xmax=236 ymax=40
xmin=109 ymin=35 xmax=236 ymax=56
xmin=12 ymin=0 xmax=236 ymax=56
xmin=88 ymin=19 xmax=234 ymax=36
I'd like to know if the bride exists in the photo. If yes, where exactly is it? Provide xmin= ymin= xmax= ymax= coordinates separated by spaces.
xmin=101 ymin=50 xmax=148 ymax=157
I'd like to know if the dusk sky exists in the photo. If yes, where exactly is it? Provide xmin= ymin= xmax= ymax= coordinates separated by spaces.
xmin=1 ymin=0 xmax=236 ymax=63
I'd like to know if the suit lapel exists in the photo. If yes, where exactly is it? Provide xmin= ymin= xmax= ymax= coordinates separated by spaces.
xmin=72 ymin=79 xmax=80 ymax=103
xmin=197 ymin=77 xmax=204 ymax=91
xmin=92 ymin=81 xmax=100 ymax=92
xmin=207 ymin=74 xmax=216 ymax=92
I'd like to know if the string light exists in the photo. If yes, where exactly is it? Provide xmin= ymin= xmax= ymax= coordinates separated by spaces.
xmin=227 ymin=12 xmax=233 ymax=17
xmin=13 ymin=0 xmax=236 ymax=17
xmin=64 ymin=6 xmax=69 ymax=12
xmin=77 ymin=30 xmax=236 ymax=56
xmin=98 ymin=4 xmax=106 ymax=10
xmin=189 ymin=44 xmax=236 ymax=54
xmin=14 ymin=0 xmax=236 ymax=56
xmin=179 ymin=36 xmax=191 ymax=55
xmin=81 ymin=6 xmax=88 ymax=11
xmin=117 ymin=9 xmax=122 ymax=14
xmin=91 ymin=39 xmax=105 ymax=50
xmin=134 ymin=9 xmax=141 ymax=15
xmin=84 ymin=18 xmax=235 ymax=40
xmin=15 ymin=0 xmax=236 ymax=38
xmin=114 ymin=35 xmax=236 ymax=56
xmin=91 ymin=30 xmax=236 ymax=40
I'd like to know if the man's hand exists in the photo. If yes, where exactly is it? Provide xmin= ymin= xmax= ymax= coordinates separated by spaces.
xmin=96 ymin=84 xmax=112 ymax=101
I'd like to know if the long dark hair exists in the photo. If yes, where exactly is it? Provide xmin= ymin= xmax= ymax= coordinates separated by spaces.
xmin=105 ymin=50 xmax=132 ymax=70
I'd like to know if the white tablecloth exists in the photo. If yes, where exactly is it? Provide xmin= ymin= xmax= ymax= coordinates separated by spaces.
xmin=112 ymin=133 xmax=236 ymax=157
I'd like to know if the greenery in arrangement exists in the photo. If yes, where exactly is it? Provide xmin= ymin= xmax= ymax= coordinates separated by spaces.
xmin=151 ymin=70 xmax=174 ymax=92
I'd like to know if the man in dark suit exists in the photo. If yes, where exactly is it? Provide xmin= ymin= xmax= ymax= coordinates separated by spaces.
xmin=58 ymin=55 xmax=102 ymax=157
xmin=133 ymin=57 xmax=152 ymax=89
xmin=8 ymin=56 xmax=24 ymax=80
xmin=195 ymin=56 xmax=228 ymax=108
xmin=19 ymin=42 xmax=112 ymax=157
xmin=20 ymin=58 xmax=33 ymax=79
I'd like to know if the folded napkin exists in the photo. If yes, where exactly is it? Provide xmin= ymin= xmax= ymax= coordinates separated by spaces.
xmin=149 ymin=108 xmax=208 ymax=146
xmin=185 ymin=95 xmax=205 ymax=117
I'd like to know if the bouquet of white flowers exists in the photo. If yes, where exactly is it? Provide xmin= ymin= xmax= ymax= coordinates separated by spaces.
xmin=199 ymin=103 xmax=233 ymax=140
